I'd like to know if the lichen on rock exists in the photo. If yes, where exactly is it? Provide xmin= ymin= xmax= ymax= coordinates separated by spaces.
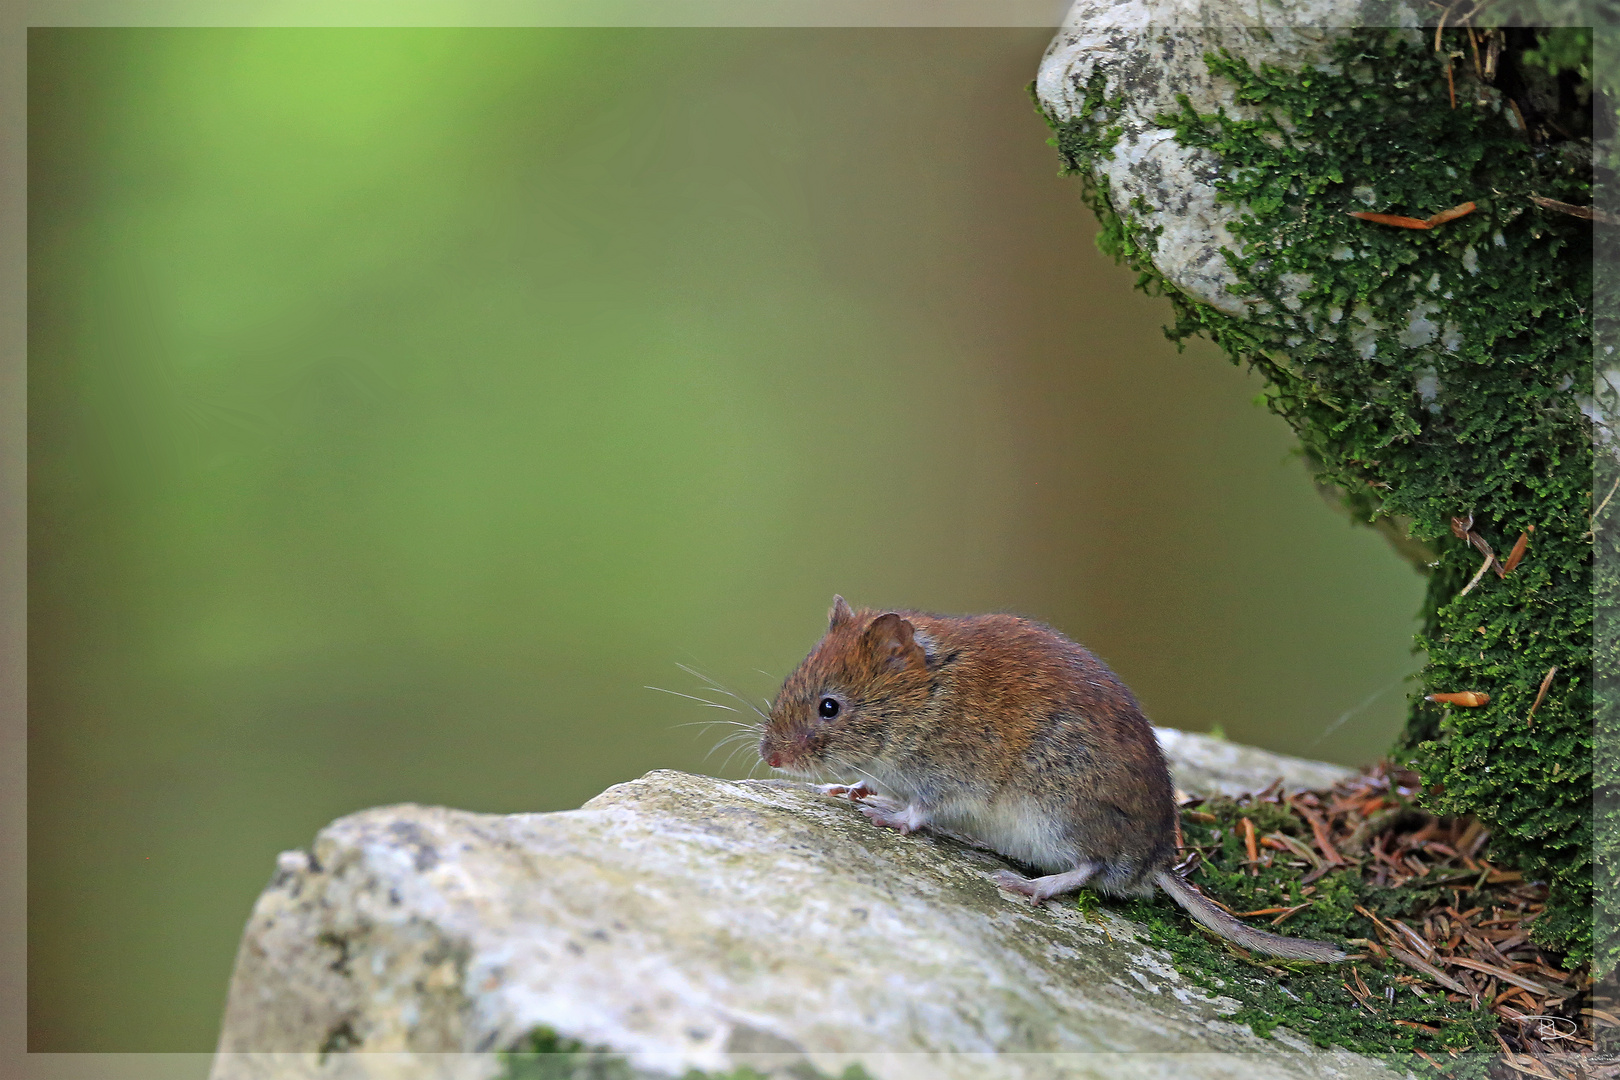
xmin=211 ymin=746 xmax=1393 ymax=1080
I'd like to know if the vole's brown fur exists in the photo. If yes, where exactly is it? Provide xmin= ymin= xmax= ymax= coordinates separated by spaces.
xmin=760 ymin=596 xmax=1346 ymax=964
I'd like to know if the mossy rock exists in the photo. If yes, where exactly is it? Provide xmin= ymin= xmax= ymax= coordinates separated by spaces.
xmin=1036 ymin=9 xmax=1597 ymax=968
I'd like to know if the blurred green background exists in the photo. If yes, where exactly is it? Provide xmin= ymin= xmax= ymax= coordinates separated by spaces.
xmin=28 ymin=27 xmax=1427 ymax=1051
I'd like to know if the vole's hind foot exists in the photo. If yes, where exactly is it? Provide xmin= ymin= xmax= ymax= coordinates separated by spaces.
xmin=992 ymin=863 xmax=1100 ymax=905
xmin=859 ymin=802 xmax=927 ymax=835
xmin=817 ymin=782 xmax=875 ymax=801
xmin=990 ymin=870 xmax=1046 ymax=905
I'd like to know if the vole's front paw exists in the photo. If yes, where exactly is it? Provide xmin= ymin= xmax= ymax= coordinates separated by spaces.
xmin=817 ymin=782 xmax=875 ymax=801
xmin=859 ymin=802 xmax=925 ymax=835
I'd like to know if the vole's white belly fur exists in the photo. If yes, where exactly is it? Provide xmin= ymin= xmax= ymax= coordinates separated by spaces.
xmin=858 ymin=766 xmax=1076 ymax=871
xmin=931 ymin=795 xmax=1075 ymax=872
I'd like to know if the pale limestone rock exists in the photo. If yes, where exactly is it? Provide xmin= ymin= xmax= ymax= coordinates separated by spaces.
xmin=1034 ymin=0 xmax=1422 ymax=318
xmin=1156 ymin=727 xmax=1352 ymax=798
xmin=211 ymin=734 xmax=1385 ymax=1080
xmin=1033 ymin=0 xmax=1615 ymax=461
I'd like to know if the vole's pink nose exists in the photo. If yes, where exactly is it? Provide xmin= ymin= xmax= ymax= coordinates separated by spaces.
xmin=766 ymin=751 xmax=783 ymax=768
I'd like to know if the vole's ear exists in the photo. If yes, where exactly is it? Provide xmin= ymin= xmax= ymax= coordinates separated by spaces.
xmin=829 ymin=595 xmax=855 ymax=630
xmin=863 ymin=612 xmax=925 ymax=672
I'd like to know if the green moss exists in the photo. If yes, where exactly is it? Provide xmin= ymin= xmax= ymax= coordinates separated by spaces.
xmin=1592 ymin=144 xmax=1619 ymax=1033
xmin=1041 ymin=28 xmax=1594 ymax=966
xmin=1518 ymin=26 xmax=1592 ymax=85
xmin=498 ymin=1027 xmax=875 ymax=1080
xmin=500 ymin=1028 xmax=640 ymax=1080
xmin=1119 ymin=798 xmax=1498 ymax=1076
xmin=1596 ymin=431 xmax=1619 ymax=1023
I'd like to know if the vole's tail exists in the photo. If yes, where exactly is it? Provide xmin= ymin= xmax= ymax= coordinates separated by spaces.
xmin=1153 ymin=870 xmax=1347 ymax=963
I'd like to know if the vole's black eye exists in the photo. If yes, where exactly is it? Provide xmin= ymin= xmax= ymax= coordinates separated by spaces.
xmin=817 ymin=696 xmax=840 ymax=719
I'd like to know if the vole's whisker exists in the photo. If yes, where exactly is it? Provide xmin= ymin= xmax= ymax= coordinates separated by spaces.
xmin=826 ymin=752 xmax=885 ymax=793
xmin=675 ymin=663 xmax=770 ymax=720
xmin=707 ymin=741 xmax=742 ymax=767
xmin=686 ymin=725 xmax=760 ymax=752
xmin=675 ymin=663 xmax=729 ymax=689
xmin=720 ymin=739 xmax=760 ymax=773
xmin=705 ymin=724 xmax=765 ymax=761
xmin=646 ymin=685 xmax=738 ymax=711
xmin=659 ymin=660 xmax=774 ymax=778
xmin=706 ymin=731 xmax=759 ymax=758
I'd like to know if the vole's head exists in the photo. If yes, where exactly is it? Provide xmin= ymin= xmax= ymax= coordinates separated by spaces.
xmin=760 ymin=595 xmax=931 ymax=777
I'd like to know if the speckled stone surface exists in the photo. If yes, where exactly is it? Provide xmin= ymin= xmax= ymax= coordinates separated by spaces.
xmin=210 ymin=734 xmax=1385 ymax=1080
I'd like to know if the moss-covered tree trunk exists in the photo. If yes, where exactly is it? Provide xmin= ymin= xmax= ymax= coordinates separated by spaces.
xmin=1036 ymin=8 xmax=1597 ymax=968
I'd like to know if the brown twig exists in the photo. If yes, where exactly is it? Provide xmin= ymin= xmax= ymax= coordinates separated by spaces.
xmin=1268 ymin=830 xmax=1325 ymax=869
xmin=1269 ymin=901 xmax=1311 ymax=926
xmin=1525 ymin=667 xmax=1557 ymax=726
xmin=1351 ymin=964 xmax=1376 ymax=1000
xmin=1530 ymin=194 xmax=1620 ymax=226
xmin=1342 ymin=805 xmax=1410 ymax=854
xmin=1355 ymin=902 xmax=1395 ymax=937
xmin=1428 ymin=201 xmax=1476 ymax=226
xmin=1389 ymin=944 xmax=1474 ymax=994
xmin=1507 ymin=97 xmax=1530 ymax=139
xmin=1412 ymin=1047 xmax=1446 ymax=1070
xmin=1293 ymin=799 xmax=1346 ymax=864
xmin=1450 ymin=512 xmax=1505 ymax=576
xmin=1350 ymin=211 xmax=1435 ymax=229
xmin=1597 ymin=473 xmax=1620 ymax=521
xmin=1350 ymin=201 xmax=1476 ymax=230
xmin=1388 ymin=916 xmax=1440 ymax=961
xmin=1252 ymin=777 xmax=1285 ymax=803
xmin=1456 ymin=551 xmax=1495 ymax=597
xmin=1426 ymin=691 xmax=1490 ymax=707
xmin=1448 ymin=956 xmax=1560 ymax=996
xmin=1496 ymin=1047 xmax=1560 ymax=1079
xmin=1503 ymin=530 xmax=1530 ymax=574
